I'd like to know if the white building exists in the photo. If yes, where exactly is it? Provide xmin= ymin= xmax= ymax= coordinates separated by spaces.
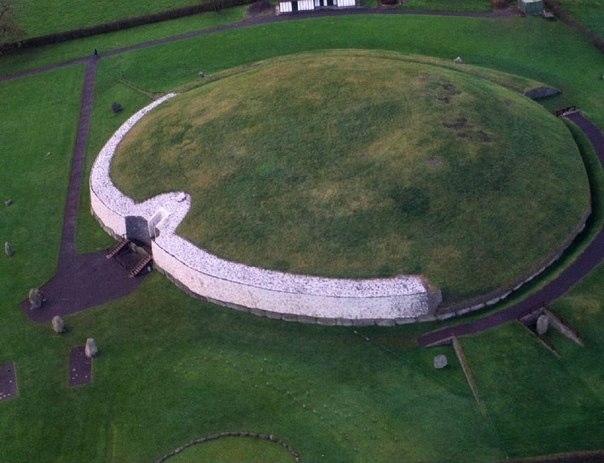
xmin=279 ymin=0 xmax=356 ymax=13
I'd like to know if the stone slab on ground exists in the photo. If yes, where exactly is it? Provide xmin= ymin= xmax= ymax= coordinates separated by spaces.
xmin=69 ymin=346 xmax=93 ymax=387
xmin=0 ymin=362 xmax=18 ymax=401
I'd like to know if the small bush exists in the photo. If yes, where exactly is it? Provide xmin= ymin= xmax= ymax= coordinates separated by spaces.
xmin=111 ymin=102 xmax=123 ymax=113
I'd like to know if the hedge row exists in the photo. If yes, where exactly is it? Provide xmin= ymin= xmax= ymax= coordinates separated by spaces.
xmin=0 ymin=0 xmax=254 ymax=54
xmin=544 ymin=0 xmax=604 ymax=54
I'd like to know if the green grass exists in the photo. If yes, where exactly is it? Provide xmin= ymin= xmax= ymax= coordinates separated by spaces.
xmin=1 ymin=10 xmax=604 ymax=463
xmin=460 ymin=262 xmax=604 ymax=458
xmin=402 ymin=0 xmax=491 ymax=12
xmin=167 ymin=437 xmax=297 ymax=462
xmin=14 ymin=0 xmax=208 ymax=38
xmin=555 ymin=0 xmax=604 ymax=37
xmin=0 ymin=66 xmax=83 ymax=285
xmin=110 ymin=51 xmax=590 ymax=303
xmin=0 ymin=6 xmax=249 ymax=77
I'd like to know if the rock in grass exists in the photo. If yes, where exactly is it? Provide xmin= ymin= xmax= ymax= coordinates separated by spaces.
xmin=29 ymin=288 xmax=43 ymax=310
xmin=52 ymin=315 xmax=65 ymax=334
xmin=5 ymin=199 xmax=13 ymax=207
xmin=524 ymin=86 xmax=560 ymax=100
xmin=111 ymin=102 xmax=123 ymax=113
xmin=536 ymin=314 xmax=549 ymax=335
xmin=5 ymin=241 xmax=14 ymax=257
xmin=85 ymin=338 xmax=98 ymax=358
xmin=433 ymin=354 xmax=448 ymax=369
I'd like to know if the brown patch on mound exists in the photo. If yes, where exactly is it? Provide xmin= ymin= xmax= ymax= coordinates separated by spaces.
xmin=503 ymin=450 xmax=604 ymax=463
xmin=69 ymin=346 xmax=93 ymax=387
xmin=0 ymin=362 xmax=18 ymax=401
xmin=443 ymin=117 xmax=468 ymax=129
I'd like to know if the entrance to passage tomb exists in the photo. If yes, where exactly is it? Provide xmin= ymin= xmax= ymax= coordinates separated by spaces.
xmin=125 ymin=216 xmax=151 ymax=245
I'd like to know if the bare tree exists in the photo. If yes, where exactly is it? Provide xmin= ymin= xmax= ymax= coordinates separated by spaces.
xmin=0 ymin=0 xmax=24 ymax=44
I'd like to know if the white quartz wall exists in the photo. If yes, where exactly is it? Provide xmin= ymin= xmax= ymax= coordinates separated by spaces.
xmin=90 ymin=94 xmax=441 ymax=322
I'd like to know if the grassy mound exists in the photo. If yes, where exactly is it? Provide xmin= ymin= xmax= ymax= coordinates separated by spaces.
xmin=164 ymin=436 xmax=296 ymax=462
xmin=112 ymin=51 xmax=590 ymax=302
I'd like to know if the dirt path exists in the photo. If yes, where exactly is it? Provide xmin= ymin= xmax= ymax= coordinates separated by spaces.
xmin=419 ymin=111 xmax=604 ymax=347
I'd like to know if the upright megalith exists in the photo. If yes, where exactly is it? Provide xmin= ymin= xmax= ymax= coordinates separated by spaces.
xmin=85 ymin=338 xmax=98 ymax=358
xmin=5 ymin=241 xmax=13 ymax=257
xmin=52 ymin=315 xmax=65 ymax=334
xmin=28 ymin=288 xmax=43 ymax=310
xmin=536 ymin=314 xmax=549 ymax=336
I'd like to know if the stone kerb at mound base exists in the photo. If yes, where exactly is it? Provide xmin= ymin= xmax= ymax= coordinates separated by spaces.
xmin=90 ymin=94 xmax=442 ymax=323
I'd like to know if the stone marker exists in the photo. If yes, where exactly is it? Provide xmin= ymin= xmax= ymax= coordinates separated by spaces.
xmin=85 ymin=338 xmax=98 ymax=358
xmin=28 ymin=288 xmax=43 ymax=310
xmin=5 ymin=199 xmax=13 ymax=207
xmin=5 ymin=241 xmax=13 ymax=257
xmin=536 ymin=314 xmax=549 ymax=335
xmin=52 ymin=315 xmax=65 ymax=334
xmin=433 ymin=354 xmax=448 ymax=369
xmin=454 ymin=56 xmax=463 ymax=64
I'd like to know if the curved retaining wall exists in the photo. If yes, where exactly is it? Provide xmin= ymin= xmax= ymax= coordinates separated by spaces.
xmin=90 ymin=94 xmax=442 ymax=322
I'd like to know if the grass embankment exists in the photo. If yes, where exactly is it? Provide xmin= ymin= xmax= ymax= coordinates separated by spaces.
xmin=1 ymin=11 xmax=603 ymax=463
xmin=554 ymin=0 xmax=604 ymax=38
xmin=166 ymin=437 xmax=297 ymax=462
xmin=112 ymin=51 xmax=589 ymax=302
xmin=14 ymin=0 xmax=205 ymax=38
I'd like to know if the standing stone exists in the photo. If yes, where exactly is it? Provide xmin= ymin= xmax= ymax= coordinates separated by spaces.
xmin=52 ymin=315 xmax=65 ymax=334
xmin=433 ymin=354 xmax=448 ymax=369
xmin=28 ymin=288 xmax=43 ymax=310
xmin=536 ymin=314 xmax=549 ymax=335
xmin=5 ymin=241 xmax=13 ymax=257
xmin=85 ymin=338 xmax=98 ymax=358
xmin=5 ymin=199 xmax=13 ymax=207
xmin=454 ymin=56 xmax=463 ymax=64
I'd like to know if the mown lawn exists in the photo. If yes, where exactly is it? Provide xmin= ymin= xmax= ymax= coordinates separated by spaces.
xmin=14 ymin=0 xmax=207 ymax=38
xmin=1 ymin=9 xmax=603 ymax=463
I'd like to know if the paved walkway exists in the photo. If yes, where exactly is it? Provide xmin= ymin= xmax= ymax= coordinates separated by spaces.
xmin=419 ymin=111 xmax=604 ymax=347
xmin=2 ymin=9 xmax=601 ymax=326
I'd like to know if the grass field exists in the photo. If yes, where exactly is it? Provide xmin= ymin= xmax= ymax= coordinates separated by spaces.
xmin=1 ymin=7 xmax=603 ymax=463
xmin=556 ymin=0 xmax=604 ymax=37
xmin=13 ymin=0 xmax=203 ymax=38
xmin=111 ymin=51 xmax=589 ymax=302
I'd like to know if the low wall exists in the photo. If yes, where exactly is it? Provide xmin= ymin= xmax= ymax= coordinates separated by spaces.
xmin=90 ymin=94 xmax=442 ymax=322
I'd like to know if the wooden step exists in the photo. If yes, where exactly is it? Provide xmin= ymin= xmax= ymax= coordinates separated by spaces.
xmin=106 ymin=238 xmax=131 ymax=259
xmin=129 ymin=255 xmax=153 ymax=278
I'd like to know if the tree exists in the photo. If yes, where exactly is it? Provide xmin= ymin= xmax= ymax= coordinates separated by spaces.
xmin=0 ymin=0 xmax=24 ymax=44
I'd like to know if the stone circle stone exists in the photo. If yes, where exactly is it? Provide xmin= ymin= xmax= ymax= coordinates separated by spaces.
xmin=433 ymin=354 xmax=448 ymax=369
xmin=28 ymin=288 xmax=43 ymax=310
xmin=52 ymin=315 xmax=65 ymax=334
xmin=85 ymin=338 xmax=98 ymax=358
xmin=536 ymin=314 xmax=549 ymax=335
xmin=5 ymin=241 xmax=13 ymax=257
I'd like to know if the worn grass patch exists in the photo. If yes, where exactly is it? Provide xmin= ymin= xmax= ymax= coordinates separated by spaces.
xmin=112 ymin=51 xmax=590 ymax=303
